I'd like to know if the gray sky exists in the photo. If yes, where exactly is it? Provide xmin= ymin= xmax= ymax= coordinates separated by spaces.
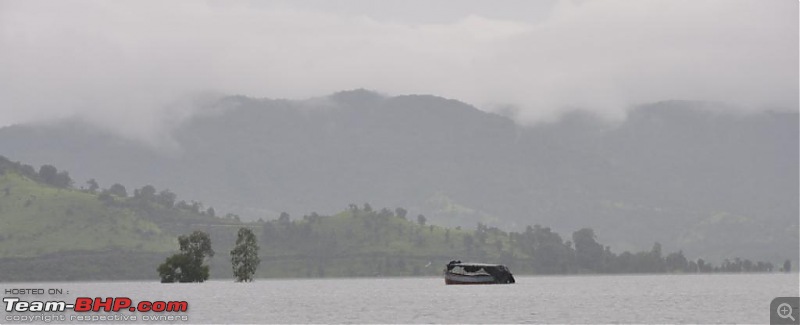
xmin=0 ymin=0 xmax=797 ymax=141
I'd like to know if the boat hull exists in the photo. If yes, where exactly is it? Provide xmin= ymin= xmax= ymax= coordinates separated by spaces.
xmin=444 ymin=273 xmax=499 ymax=285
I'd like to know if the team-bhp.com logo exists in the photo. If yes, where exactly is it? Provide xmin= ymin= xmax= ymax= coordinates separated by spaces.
xmin=4 ymin=297 xmax=189 ymax=322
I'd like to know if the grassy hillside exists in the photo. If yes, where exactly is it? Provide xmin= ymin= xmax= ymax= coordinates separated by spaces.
xmin=0 ymin=162 xmax=528 ymax=280
xmin=250 ymin=209 xmax=520 ymax=278
xmin=0 ymin=158 xmax=241 ymax=281
xmin=0 ymin=157 xmax=790 ymax=282
xmin=0 ymin=165 xmax=520 ymax=280
xmin=0 ymin=172 xmax=174 ymax=257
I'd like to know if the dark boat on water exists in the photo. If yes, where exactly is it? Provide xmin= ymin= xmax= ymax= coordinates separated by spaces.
xmin=444 ymin=260 xmax=515 ymax=285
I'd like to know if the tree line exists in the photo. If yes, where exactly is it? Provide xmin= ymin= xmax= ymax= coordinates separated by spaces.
xmin=1 ymin=157 xmax=792 ymax=278
xmin=0 ymin=155 xmax=231 ymax=223
xmin=0 ymin=157 xmax=73 ymax=188
xmin=256 ymin=203 xmax=791 ymax=277
xmin=473 ymin=222 xmax=787 ymax=275
xmin=157 ymin=204 xmax=791 ymax=282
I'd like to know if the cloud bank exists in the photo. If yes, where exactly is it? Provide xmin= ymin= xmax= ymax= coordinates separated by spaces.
xmin=1 ymin=0 xmax=796 ymax=141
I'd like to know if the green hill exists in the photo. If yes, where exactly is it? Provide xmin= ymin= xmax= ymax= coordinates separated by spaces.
xmin=0 ymin=157 xmax=508 ymax=281
xmin=0 ymin=94 xmax=795 ymax=263
xmin=0 ymin=157 xmax=788 ymax=282
xmin=244 ymin=208 xmax=518 ymax=278
xmin=0 ymin=161 xmax=518 ymax=281
xmin=0 ymin=172 xmax=173 ymax=257
xmin=0 ymin=157 xmax=240 ymax=281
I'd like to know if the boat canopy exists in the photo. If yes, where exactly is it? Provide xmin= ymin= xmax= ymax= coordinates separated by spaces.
xmin=445 ymin=260 xmax=516 ymax=284
xmin=446 ymin=261 xmax=511 ymax=274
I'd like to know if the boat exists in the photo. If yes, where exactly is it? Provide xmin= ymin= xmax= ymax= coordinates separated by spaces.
xmin=444 ymin=260 xmax=515 ymax=285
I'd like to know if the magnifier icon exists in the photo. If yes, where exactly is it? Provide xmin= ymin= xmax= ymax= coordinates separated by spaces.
xmin=777 ymin=303 xmax=795 ymax=321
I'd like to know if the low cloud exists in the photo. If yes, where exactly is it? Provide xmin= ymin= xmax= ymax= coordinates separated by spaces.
xmin=1 ymin=0 xmax=796 ymax=141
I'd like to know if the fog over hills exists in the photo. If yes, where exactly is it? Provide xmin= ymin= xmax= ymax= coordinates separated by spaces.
xmin=0 ymin=90 xmax=796 ymax=262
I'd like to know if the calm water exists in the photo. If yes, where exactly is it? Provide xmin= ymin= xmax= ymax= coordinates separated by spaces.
xmin=2 ymin=274 xmax=798 ymax=324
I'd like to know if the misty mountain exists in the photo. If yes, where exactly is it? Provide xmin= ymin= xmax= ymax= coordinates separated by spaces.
xmin=0 ymin=90 xmax=796 ymax=262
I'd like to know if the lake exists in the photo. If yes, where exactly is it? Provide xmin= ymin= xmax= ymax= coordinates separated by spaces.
xmin=2 ymin=273 xmax=798 ymax=324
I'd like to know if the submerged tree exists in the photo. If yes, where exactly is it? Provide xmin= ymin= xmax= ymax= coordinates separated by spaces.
xmin=158 ymin=231 xmax=215 ymax=283
xmin=230 ymin=228 xmax=260 ymax=282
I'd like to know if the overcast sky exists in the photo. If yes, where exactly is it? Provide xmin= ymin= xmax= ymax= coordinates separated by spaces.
xmin=1 ymin=0 xmax=797 ymax=141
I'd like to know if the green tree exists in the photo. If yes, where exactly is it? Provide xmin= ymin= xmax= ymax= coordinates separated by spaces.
xmin=158 ymin=231 xmax=215 ymax=283
xmin=417 ymin=214 xmax=426 ymax=226
xmin=230 ymin=228 xmax=260 ymax=282
xmin=135 ymin=185 xmax=157 ymax=201
xmin=54 ymin=171 xmax=72 ymax=188
xmin=697 ymin=258 xmax=708 ymax=272
xmin=108 ymin=183 xmax=127 ymax=197
xmin=38 ymin=165 xmax=57 ymax=184
xmin=86 ymin=179 xmax=99 ymax=193
xmin=665 ymin=250 xmax=688 ymax=272
xmin=19 ymin=164 xmax=37 ymax=179
xmin=278 ymin=212 xmax=291 ymax=224
xmin=38 ymin=165 xmax=72 ymax=188
xmin=572 ymin=228 xmax=604 ymax=272
xmin=646 ymin=242 xmax=665 ymax=272
xmin=516 ymin=225 xmax=572 ymax=274
xmin=156 ymin=189 xmax=176 ymax=208
xmin=395 ymin=207 xmax=408 ymax=219
xmin=157 ymin=254 xmax=191 ymax=283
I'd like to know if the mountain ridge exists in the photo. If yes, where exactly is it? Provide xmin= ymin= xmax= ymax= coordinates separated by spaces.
xmin=0 ymin=90 xmax=796 ymax=262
